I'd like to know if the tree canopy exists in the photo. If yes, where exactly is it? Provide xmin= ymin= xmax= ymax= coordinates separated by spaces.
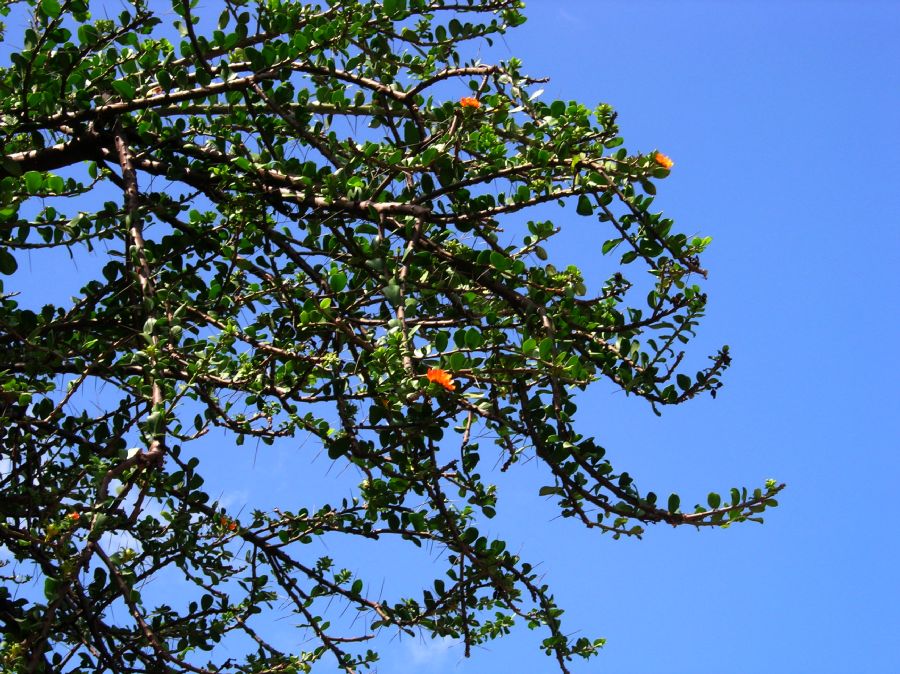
xmin=0 ymin=0 xmax=782 ymax=671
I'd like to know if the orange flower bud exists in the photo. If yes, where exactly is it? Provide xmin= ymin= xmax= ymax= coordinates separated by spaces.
xmin=459 ymin=96 xmax=481 ymax=109
xmin=654 ymin=152 xmax=674 ymax=170
xmin=426 ymin=367 xmax=456 ymax=391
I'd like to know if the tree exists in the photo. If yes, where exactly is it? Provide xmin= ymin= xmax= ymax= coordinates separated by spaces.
xmin=0 ymin=0 xmax=783 ymax=671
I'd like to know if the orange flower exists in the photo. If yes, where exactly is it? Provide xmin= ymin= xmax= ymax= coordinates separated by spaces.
xmin=426 ymin=367 xmax=456 ymax=392
xmin=459 ymin=96 xmax=481 ymax=110
xmin=228 ymin=521 xmax=238 ymax=531
xmin=654 ymin=152 xmax=674 ymax=170
xmin=67 ymin=512 xmax=80 ymax=522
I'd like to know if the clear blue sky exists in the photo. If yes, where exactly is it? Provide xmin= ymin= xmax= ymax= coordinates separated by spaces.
xmin=199 ymin=3 xmax=900 ymax=673
xmin=374 ymin=2 xmax=900 ymax=673
xmin=7 ymin=1 xmax=899 ymax=672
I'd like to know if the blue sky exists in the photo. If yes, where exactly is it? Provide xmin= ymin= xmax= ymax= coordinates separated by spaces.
xmin=5 ymin=1 xmax=899 ymax=672
xmin=209 ymin=3 xmax=900 ymax=673
xmin=374 ymin=2 xmax=900 ymax=673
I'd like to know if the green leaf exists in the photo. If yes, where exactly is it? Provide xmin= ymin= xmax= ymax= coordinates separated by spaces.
xmin=449 ymin=351 xmax=466 ymax=371
xmin=539 ymin=338 xmax=553 ymax=359
xmin=489 ymin=250 xmax=511 ymax=272
xmin=383 ymin=0 xmax=406 ymax=17
xmin=77 ymin=24 xmax=98 ymax=45
xmin=46 ymin=175 xmax=64 ymax=193
xmin=44 ymin=577 xmax=61 ymax=601
xmin=232 ymin=157 xmax=253 ymax=172
xmin=676 ymin=374 xmax=691 ymax=391
xmin=667 ymin=494 xmax=680 ymax=513
xmin=24 ymin=171 xmax=43 ymax=194
xmin=408 ymin=511 xmax=426 ymax=531
xmin=433 ymin=331 xmax=449 ymax=352
xmin=465 ymin=328 xmax=483 ymax=349
xmin=329 ymin=271 xmax=347 ymax=293
xmin=576 ymin=194 xmax=593 ymax=216
xmin=110 ymin=80 xmax=135 ymax=100
xmin=707 ymin=492 xmax=721 ymax=509
xmin=41 ymin=0 xmax=61 ymax=19
xmin=0 ymin=249 xmax=18 ymax=275
xmin=601 ymin=238 xmax=622 ymax=254
xmin=453 ymin=329 xmax=467 ymax=349
xmin=383 ymin=282 xmax=401 ymax=307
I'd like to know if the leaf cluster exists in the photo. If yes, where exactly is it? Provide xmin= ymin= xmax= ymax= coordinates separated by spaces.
xmin=0 ymin=1 xmax=781 ymax=672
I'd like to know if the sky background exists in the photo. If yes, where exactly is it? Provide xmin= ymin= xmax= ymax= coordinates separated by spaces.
xmin=5 ymin=1 xmax=899 ymax=673
xmin=373 ymin=2 xmax=900 ymax=673
xmin=206 ymin=2 xmax=900 ymax=672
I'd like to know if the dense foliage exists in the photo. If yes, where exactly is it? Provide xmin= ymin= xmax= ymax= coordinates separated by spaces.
xmin=0 ymin=0 xmax=782 ymax=671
